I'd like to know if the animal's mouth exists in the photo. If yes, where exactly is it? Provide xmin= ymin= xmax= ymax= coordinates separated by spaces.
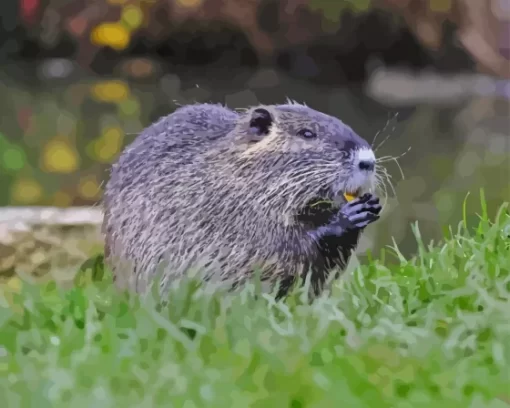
xmin=316 ymin=188 xmax=363 ymax=206
xmin=342 ymin=188 xmax=362 ymax=203
xmin=297 ymin=187 xmax=365 ymax=227
xmin=306 ymin=188 xmax=363 ymax=210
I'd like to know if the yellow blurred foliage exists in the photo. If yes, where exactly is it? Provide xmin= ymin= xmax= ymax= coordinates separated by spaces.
xmin=0 ymin=276 xmax=24 ymax=313
xmin=42 ymin=138 xmax=80 ymax=173
xmin=176 ymin=0 xmax=204 ymax=8
xmin=91 ymin=126 xmax=124 ymax=162
xmin=91 ymin=80 xmax=130 ymax=103
xmin=429 ymin=0 xmax=452 ymax=12
xmin=6 ymin=276 xmax=22 ymax=292
xmin=90 ymin=23 xmax=130 ymax=50
xmin=53 ymin=191 xmax=73 ymax=207
xmin=122 ymin=5 xmax=144 ymax=29
xmin=78 ymin=175 xmax=101 ymax=200
xmin=11 ymin=178 xmax=43 ymax=204
xmin=118 ymin=97 xmax=140 ymax=116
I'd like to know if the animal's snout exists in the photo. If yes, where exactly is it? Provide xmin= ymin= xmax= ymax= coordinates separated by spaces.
xmin=355 ymin=147 xmax=376 ymax=173
xmin=358 ymin=160 xmax=375 ymax=172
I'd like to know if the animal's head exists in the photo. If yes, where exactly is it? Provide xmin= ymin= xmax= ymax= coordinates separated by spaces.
xmin=229 ymin=101 xmax=380 ymax=216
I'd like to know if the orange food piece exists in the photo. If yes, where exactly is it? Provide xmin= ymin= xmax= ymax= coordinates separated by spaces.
xmin=344 ymin=193 xmax=356 ymax=202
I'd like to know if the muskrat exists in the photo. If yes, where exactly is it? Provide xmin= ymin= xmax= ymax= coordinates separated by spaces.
xmin=102 ymin=101 xmax=382 ymax=299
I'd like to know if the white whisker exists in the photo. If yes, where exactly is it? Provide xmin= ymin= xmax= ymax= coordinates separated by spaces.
xmin=372 ymin=111 xmax=399 ymax=148
xmin=377 ymin=146 xmax=412 ymax=163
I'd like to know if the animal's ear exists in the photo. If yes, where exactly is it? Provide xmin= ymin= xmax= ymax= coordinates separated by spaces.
xmin=248 ymin=108 xmax=274 ymax=141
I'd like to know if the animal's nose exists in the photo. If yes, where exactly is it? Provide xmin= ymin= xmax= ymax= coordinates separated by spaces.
xmin=359 ymin=160 xmax=375 ymax=171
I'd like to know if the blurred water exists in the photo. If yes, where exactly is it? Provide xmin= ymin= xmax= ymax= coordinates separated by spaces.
xmin=0 ymin=61 xmax=509 ymax=261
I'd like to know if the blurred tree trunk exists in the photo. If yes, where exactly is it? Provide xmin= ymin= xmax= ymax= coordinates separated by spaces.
xmin=378 ymin=0 xmax=510 ymax=78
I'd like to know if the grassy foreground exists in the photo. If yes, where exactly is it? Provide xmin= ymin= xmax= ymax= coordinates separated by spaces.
xmin=0 ymin=199 xmax=509 ymax=408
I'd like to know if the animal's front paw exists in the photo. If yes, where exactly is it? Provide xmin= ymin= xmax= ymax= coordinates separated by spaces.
xmin=307 ymin=193 xmax=382 ymax=240
xmin=338 ymin=193 xmax=382 ymax=229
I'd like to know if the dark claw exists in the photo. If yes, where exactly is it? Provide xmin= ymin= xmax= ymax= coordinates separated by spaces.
xmin=308 ymin=193 xmax=382 ymax=240
xmin=348 ymin=211 xmax=379 ymax=225
xmin=356 ymin=217 xmax=379 ymax=229
xmin=338 ymin=193 xmax=381 ymax=230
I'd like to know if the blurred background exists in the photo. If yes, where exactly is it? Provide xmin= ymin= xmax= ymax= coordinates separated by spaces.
xmin=0 ymin=0 xmax=509 ymax=279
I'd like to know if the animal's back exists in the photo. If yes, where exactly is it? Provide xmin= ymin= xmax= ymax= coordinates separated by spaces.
xmin=102 ymin=103 xmax=239 ymax=291
xmin=118 ymin=103 xmax=238 ymax=160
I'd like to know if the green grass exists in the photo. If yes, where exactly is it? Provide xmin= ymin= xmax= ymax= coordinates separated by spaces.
xmin=1 ymin=197 xmax=509 ymax=408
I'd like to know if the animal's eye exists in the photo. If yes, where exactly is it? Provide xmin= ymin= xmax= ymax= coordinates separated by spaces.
xmin=297 ymin=128 xmax=317 ymax=139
